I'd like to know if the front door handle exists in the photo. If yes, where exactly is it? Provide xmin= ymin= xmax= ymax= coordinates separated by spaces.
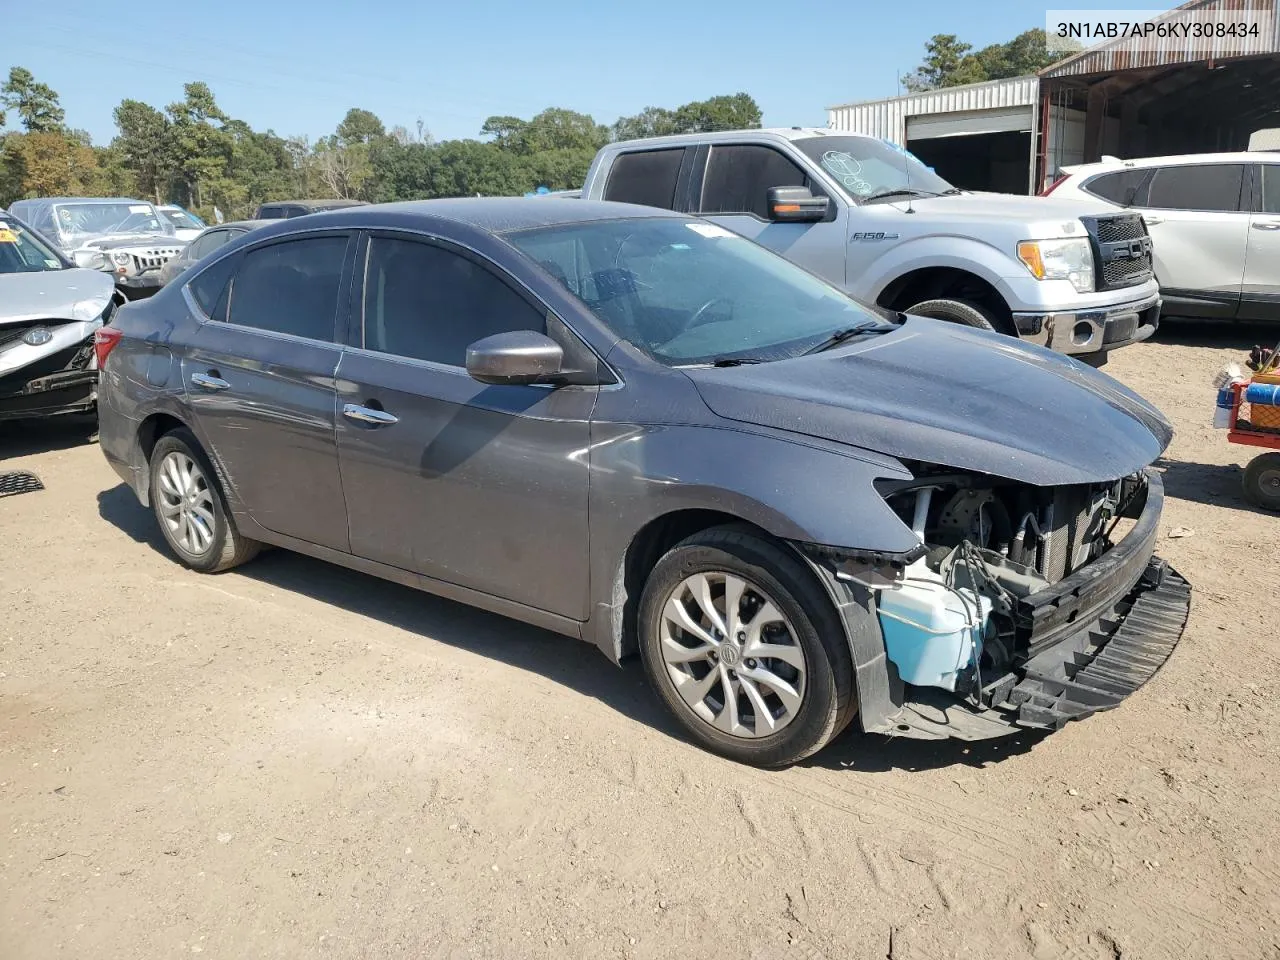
xmin=1142 ymin=215 xmax=1164 ymax=225
xmin=343 ymin=403 xmax=399 ymax=427
xmin=191 ymin=372 xmax=230 ymax=392
xmin=1253 ymin=221 xmax=1280 ymax=231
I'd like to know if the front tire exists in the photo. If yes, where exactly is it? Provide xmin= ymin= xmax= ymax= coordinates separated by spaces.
xmin=904 ymin=297 xmax=1001 ymax=332
xmin=149 ymin=427 xmax=260 ymax=573
xmin=638 ymin=526 xmax=856 ymax=768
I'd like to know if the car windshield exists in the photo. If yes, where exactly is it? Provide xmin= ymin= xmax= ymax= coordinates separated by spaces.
xmin=0 ymin=217 xmax=66 ymax=273
xmin=793 ymin=136 xmax=955 ymax=202
xmin=52 ymin=201 xmax=175 ymax=240
xmin=507 ymin=218 xmax=888 ymax=365
xmin=162 ymin=208 xmax=205 ymax=229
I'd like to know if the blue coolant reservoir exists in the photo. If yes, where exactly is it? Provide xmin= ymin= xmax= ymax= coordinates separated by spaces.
xmin=877 ymin=569 xmax=992 ymax=692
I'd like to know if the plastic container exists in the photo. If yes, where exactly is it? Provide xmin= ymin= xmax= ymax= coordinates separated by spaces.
xmin=1214 ymin=385 xmax=1237 ymax=428
xmin=877 ymin=573 xmax=992 ymax=692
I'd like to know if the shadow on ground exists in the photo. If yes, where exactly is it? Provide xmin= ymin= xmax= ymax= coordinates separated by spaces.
xmin=98 ymin=482 xmax=1042 ymax=774
xmin=0 ymin=414 xmax=98 ymax=460
xmin=1154 ymin=456 xmax=1279 ymax=516
xmin=1153 ymin=318 xmax=1279 ymax=351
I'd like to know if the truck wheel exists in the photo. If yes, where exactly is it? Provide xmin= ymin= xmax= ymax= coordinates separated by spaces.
xmin=1243 ymin=453 xmax=1280 ymax=511
xmin=904 ymin=298 xmax=1000 ymax=332
xmin=637 ymin=526 xmax=857 ymax=768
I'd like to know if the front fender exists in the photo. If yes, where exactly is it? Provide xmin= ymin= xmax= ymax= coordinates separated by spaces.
xmin=855 ymin=235 xmax=1025 ymax=306
xmin=584 ymin=422 xmax=919 ymax=660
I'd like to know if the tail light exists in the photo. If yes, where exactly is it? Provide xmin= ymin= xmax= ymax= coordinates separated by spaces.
xmin=94 ymin=326 xmax=124 ymax=368
xmin=1039 ymin=174 xmax=1067 ymax=197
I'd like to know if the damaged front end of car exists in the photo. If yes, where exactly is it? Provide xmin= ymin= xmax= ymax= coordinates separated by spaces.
xmin=801 ymin=465 xmax=1188 ymax=741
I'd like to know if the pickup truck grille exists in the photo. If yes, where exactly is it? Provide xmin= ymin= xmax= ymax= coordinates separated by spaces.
xmin=131 ymin=247 xmax=183 ymax=273
xmin=1083 ymin=214 xmax=1153 ymax=291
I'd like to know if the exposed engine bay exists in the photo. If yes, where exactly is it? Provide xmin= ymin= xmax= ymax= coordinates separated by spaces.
xmin=867 ymin=467 xmax=1151 ymax=702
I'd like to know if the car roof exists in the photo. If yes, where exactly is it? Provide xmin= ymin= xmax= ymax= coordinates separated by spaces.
xmin=1064 ymin=151 xmax=1277 ymax=176
xmin=200 ymin=219 xmax=272 ymax=232
xmin=299 ymin=197 xmax=687 ymax=234
xmin=261 ymin=199 xmax=369 ymax=209
xmin=14 ymin=196 xmax=154 ymax=206
xmin=605 ymin=126 xmax=870 ymax=150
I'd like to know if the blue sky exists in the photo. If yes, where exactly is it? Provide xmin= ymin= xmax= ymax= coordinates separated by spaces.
xmin=8 ymin=0 xmax=1059 ymax=146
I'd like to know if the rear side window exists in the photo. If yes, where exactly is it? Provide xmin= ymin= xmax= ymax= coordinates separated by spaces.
xmin=603 ymin=149 xmax=684 ymax=209
xmin=1260 ymin=165 xmax=1280 ymax=214
xmin=187 ymin=255 xmax=237 ymax=319
xmin=700 ymin=144 xmax=811 ymax=218
xmin=362 ymin=236 xmax=545 ymax=367
xmin=256 ymin=205 xmax=284 ymax=219
xmin=1084 ymin=169 xmax=1151 ymax=206
xmin=226 ymin=235 xmax=348 ymax=341
xmin=1144 ymin=164 xmax=1245 ymax=212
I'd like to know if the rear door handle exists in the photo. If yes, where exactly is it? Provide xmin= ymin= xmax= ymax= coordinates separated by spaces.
xmin=343 ymin=403 xmax=399 ymax=427
xmin=191 ymin=372 xmax=230 ymax=392
xmin=1253 ymin=221 xmax=1280 ymax=231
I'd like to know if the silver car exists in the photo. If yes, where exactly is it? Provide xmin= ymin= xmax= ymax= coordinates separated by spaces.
xmin=0 ymin=209 xmax=118 ymax=421
xmin=7 ymin=197 xmax=186 ymax=298
xmin=1047 ymin=152 xmax=1280 ymax=323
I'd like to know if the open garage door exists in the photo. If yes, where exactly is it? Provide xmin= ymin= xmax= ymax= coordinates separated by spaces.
xmin=905 ymin=106 xmax=1034 ymax=194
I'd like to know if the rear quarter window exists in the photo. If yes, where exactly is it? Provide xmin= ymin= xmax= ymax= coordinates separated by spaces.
xmin=1083 ymin=169 xmax=1151 ymax=206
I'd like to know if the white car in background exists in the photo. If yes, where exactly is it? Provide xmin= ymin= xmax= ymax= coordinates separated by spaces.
xmin=156 ymin=205 xmax=207 ymax=242
xmin=1045 ymin=152 xmax=1280 ymax=323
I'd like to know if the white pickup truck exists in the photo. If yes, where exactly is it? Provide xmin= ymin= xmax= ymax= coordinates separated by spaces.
xmin=578 ymin=128 xmax=1161 ymax=365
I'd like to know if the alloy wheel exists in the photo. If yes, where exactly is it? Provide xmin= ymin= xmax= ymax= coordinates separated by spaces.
xmin=156 ymin=451 xmax=217 ymax=557
xmin=658 ymin=571 xmax=807 ymax=739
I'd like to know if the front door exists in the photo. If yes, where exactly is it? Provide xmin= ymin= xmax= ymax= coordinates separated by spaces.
xmin=1136 ymin=162 xmax=1249 ymax=318
xmin=182 ymin=232 xmax=353 ymax=551
xmin=334 ymin=233 xmax=593 ymax=620
xmin=696 ymin=143 xmax=848 ymax=288
xmin=1242 ymin=162 xmax=1280 ymax=322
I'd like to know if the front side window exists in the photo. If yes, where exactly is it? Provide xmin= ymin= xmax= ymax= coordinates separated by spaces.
xmin=603 ymin=149 xmax=685 ymax=209
xmin=1144 ymin=164 xmax=1244 ymax=212
xmin=226 ymin=235 xmax=348 ymax=340
xmin=0 ymin=215 xmax=66 ymax=273
xmin=162 ymin=208 xmax=206 ymax=230
xmin=508 ymin=217 xmax=885 ymax=365
xmin=700 ymin=145 xmax=810 ymax=218
xmin=792 ymin=135 xmax=954 ymax=202
xmin=362 ymin=236 xmax=545 ymax=366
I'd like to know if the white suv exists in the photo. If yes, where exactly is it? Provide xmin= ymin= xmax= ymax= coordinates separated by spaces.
xmin=1046 ymin=153 xmax=1280 ymax=323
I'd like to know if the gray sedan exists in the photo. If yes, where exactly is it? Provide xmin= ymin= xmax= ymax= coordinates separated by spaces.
xmin=95 ymin=199 xmax=1188 ymax=766
xmin=158 ymin=220 xmax=272 ymax=287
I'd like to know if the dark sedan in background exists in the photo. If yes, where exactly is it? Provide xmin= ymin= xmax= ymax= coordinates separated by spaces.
xmin=157 ymin=219 xmax=272 ymax=288
xmin=95 ymin=199 xmax=1188 ymax=767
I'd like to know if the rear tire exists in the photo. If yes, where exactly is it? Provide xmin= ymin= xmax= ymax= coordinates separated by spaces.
xmin=637 ymin=526 xmax=857 ymax=768
xmin=904 ymin=297 xmax=1001 ymax=332
xmin=1243 ymin=452 xmax=1280 ymax=511
xmin=148 ymin=427 xmax=260 ymax=573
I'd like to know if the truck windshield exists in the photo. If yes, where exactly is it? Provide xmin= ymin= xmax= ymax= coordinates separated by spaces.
xmin=0 ymin=217 xmax=66 ymax=273
xmin=793 ymin=136 xmax=955 ymax=202
xmin=507 ymin=218 xmax=889 ymax=366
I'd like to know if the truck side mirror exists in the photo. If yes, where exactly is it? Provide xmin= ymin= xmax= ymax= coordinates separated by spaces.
xmin=766 ymin=186 xmax=829 ymax=223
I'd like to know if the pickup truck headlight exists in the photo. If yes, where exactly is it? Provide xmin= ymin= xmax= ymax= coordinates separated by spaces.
xmin=1017 ymin=238 xmax=1094 ymax=294
xmin=111 ymin=252 xmax=132 ymax=266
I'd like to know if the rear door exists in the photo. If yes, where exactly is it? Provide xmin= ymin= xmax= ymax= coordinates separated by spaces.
xmin=1241 ymin=161 xmax=1280 ymax=322
xmin=333 ymin=231 xmax=594 ymax=620
xmin=1136 ymin=162 xmax=1248 ymax=318
xmin=694 ymin=143 xmax=846 ymax=287
xmin=181 ymin=231 xmax=354 ymax=551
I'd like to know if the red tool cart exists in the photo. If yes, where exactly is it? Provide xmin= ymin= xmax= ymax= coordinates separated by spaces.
xmin=1225 ymin=377 xmax=1280 ymax=511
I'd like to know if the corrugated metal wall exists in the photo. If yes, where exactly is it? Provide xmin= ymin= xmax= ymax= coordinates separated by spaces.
xmin=827 ymin=77 xmax=1040 ymax=144
xmin=1042 ymin=0 xmax=1279 ymax=77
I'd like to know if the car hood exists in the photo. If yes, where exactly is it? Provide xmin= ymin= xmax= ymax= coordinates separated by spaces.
xmin=906 ymin=191 xmax=1119 ymax=222
xmin=685 ymin=317 xmax=1172 ymax=486
xmin=76 ymin=233 xmax=183 ymax=251
xmin=0 ymin=268 xmax=116 ymax=325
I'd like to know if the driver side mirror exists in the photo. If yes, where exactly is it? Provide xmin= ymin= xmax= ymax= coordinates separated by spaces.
xmin=766 ymin=186 xmax=829 ymax=223
xmin=465 ymin=330 xmax=564 ymax=385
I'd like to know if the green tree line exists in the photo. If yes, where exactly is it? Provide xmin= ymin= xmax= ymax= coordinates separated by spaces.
xmin=902 ymin=29 xmax=1060 ymax=92
xmin=0 ymin=66 xmax=761 ymax=222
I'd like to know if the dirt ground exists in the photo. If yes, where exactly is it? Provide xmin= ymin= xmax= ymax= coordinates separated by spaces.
xmin=2 ymin=323 xmax=1279 ymax=960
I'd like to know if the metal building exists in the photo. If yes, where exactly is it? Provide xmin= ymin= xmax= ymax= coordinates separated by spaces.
xmin=828 ymin=0 xmax=1280 ymax=194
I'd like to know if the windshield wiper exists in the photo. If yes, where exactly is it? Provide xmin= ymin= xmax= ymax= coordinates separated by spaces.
xmin=862 ymin=188 xmax=940 ymax=202
xmin=711 ymin=357 xmax=768 ymax=367
xmin=802 ymin=323 xmax=883 ymax=355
